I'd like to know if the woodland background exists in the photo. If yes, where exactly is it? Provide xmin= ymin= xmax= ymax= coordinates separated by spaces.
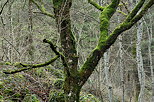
xmin=0 ymin=0 xmax=154 ymax=102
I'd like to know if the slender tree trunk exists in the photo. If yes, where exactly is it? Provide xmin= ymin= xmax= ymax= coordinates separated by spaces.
xmin=148 ymin=13 xmax=154 ymax=102
xmin=104 ymin=51 xmax=112 ymax=102
xmin=144 ymin=13 xmax=154 ymax=102
xmin=119 ymin=35 xmax=125 ymax=102
xmin=8 ymin=1 xmax=13 ymax=62
xmin=27 ymin=0 xmax=34 ymax=61
xmin=136 ymin=20 xmax=145 ymax=102
xmin=117 ymin=15 xmax=125 ymax=102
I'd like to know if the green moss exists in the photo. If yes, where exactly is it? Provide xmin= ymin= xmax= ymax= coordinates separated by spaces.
xmin=14 ymin=74 xmax=24 ymax=79
xmin=5 ymin=62 xmax=11 ymax=65
xmin=13 ymin=62 xmax=23 ymax=68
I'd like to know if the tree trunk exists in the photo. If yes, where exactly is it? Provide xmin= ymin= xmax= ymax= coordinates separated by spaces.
xmin=53 ymin=0 xmax=79 ymax=101
xmin=104 ymin=51 xmax=112 ymax=102
xmin=144 ymin=13 xmax=154 ymax=102
xmin=136 ymin=19 xmax=145 ymax=102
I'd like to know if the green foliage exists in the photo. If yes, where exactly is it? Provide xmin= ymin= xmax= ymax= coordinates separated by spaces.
xmin=5 ymin=62 xmax=11 ymax=65
xmin=80 ymin=93 xmax=100 ymax=102
xmin=48 ymin=67 xmax=63 ymax=78
xmin=34 ymin=68 xmax=45 ymax=77
xmin=0 ymin=73 xmax=30 ymax=101
xmin=13 ymin=93 xmax=22 ymax=99
xmin=13 ymin=62 xmax=23 ymax=68
xmin=53 ymin=0 xmax=63 ymax=8
xmin=23 ymin=94 xmax=40 ymax=102
xmin=53 ymin=79 xmax=64 ymax=89
xmin=0 ymin=81 xmax=4 ymax=89
xmin=49 ymin=90 xmax=65 ymax=102
xmin=0 ymin=95 xmax=4 ymax=102
xmin=48 ymin=90 xmax=101 ymax=102
xmin=4 ymin=88 xmax=13 ymax=95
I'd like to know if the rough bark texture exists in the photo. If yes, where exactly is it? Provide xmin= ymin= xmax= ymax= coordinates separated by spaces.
xmin=53 ymin=0 xmax=80 ymax=101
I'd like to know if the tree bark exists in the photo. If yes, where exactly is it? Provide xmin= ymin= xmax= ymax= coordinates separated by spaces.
xmin=53 ymin=0 xmax=80 ymax=101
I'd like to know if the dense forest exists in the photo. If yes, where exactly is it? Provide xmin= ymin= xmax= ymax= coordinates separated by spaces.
xmin=0 ymin=0 xmax=154 ymax=102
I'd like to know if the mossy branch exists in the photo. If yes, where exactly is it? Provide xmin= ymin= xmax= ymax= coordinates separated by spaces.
xmin=43 ymin=39 xmax=59 ymax=55
xmin=131 ymin=0 xmax=154 ymax=23
xmin=43 ymin=39 xmax=70 ymax=76
xmin=79 ymin=0 xmax=120 ymax=86
xmin=117 ymin=10 xmax=127 ymax=16
xmin=126 ymin=0 xmax=145 ymax=22
xmin=88 ymin=0 xmax=104 ymax=11
xmin=79 ymin=0 xmax=153 ymax=86
xmin=3 ymin=55 xmax=59 ymax=74
xmin=31 ymin=0 xmax=55 ymax=18
xmin=3 ymin=39 xmax=62 ymax=74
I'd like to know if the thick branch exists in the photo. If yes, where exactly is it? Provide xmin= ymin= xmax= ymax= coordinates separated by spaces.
xmin=88 ymin=0 xmax=104 ymax=11
xmin=31 ymin=0 xmax=55 ymax=18
xmin=79 ymin=0 xmax=120 ymax=86
xmin=131 ymin=0 xmax=154 ymax=23
xmin=3 ymin=55 xmax=59 ymax=74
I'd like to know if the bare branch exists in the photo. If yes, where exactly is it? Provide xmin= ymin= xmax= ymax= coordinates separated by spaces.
xmin=0 ymin=0 xmax=9 ymax=15
xmin=31 ymin=0 xmax=55 ymax=18
xmin=3 ymin=37 xmax=21 ymax=56
xmin=121 ymin=1 xmax=130 ymax=13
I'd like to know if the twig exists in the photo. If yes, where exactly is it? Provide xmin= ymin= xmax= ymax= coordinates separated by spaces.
xmin=3 ymin=37 xmax=21 ymax=56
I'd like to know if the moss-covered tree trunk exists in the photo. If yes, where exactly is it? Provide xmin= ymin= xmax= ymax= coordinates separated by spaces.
xmin=53 ymin=0 xmax=81 ymax=101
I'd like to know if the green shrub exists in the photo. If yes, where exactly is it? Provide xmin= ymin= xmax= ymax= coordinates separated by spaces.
xmin=49 ymin=90 xmax=65 ymax=102
xmin=23 ymin=94 xmax=40 ymax=102
xmin=53 ymin=79 xmax=63 ymax=89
